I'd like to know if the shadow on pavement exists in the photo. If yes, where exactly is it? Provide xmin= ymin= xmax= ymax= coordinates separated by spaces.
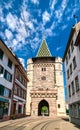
xmin=61 ymin=117 xmax=69 ymax=122
xmin=73 ymin=124 xmax=80 ymax=129
xmin=62 ymin=117 xmax=80 ymax=129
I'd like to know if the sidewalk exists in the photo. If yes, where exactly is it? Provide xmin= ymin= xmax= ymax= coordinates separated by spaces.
xmin=60 ymin=120 xmax=80 ymax=130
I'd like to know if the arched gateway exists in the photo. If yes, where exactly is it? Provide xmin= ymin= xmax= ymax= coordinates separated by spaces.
xmin=38 ymin=100 xmax=49 ymax=116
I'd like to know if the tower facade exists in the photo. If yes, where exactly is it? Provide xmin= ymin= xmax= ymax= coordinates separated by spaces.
xmin=26 ymin=40 xmax=66 ymax=116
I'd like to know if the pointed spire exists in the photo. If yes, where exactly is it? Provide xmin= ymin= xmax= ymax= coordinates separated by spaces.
xmin=36 ymin=39 xmax=52 ymax=57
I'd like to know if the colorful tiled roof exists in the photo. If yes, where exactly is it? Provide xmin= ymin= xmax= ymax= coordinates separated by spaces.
xmin=36 ymin=39 xmax=52 ymax=57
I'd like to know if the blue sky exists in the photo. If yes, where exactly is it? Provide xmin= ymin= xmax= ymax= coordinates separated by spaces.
xmin=0 ymin=0 xmax=80 ymax=68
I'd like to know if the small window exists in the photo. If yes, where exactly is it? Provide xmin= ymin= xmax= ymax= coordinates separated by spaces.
xmin=73 ymin=56 xmax=77 ymax=69
xmin=75 ymin=76 xmax=79 ymax=91
xmin=0 ymin=85 xmax=10 ymax=98
xmin=4 ymin=88 xmax=9 ymax=97
xmin=71 ymin=81 xmax=75 ymax=95
xmin=67 ymin=69 xmax=69 ymax=79
xmin=4 ymin=70 xmax=12 ymax=82
xmin=9 ymin=90 xmax=11 ymax=98
xmin=70 ymin=64 xmax=72 ymax=75
xmin=23 ymin=92 xmax=26 ymax=99
xmin=66 ymin=56 xmax=68 ymax=65
xmin=0 ymin=65 xmax=4 ymax=74
xmin=0 ymin=49 xmax=4 ymax=60
xmin=18 ymin=105 xmax=22 ymax=114
xmin=42 ymin=68 xmax=46 ymax=71
xmin=58 ymin=104 xmax=60 ymax=108
xmin=68 ymin=49 xmax=70 ymax=59
xmin=68 ymin=85 xmax=71 ymax=97
xmin=78 ymin=44 xmax=80 ymax=51
xmin=71 ymin=40 xmax=74 ymax=52
xmin=8 ymin=59 xmax=12 ymax=69
xmin=14 ymin=85 xmax=17 ymax=95
xmin=0 ymin=84 xmax=4 ymax=96
xmin=41 ymin=76 xmax=46 ymax=80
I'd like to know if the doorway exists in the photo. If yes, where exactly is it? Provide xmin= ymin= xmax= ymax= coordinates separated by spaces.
xmin=38 ymin=100 xmax=49 ymax=116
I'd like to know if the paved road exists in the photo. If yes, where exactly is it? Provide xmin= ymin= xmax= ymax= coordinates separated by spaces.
xmin=0 ymin=116 xmax=80 ymax=130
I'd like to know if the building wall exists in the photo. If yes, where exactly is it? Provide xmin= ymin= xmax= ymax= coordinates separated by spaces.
xmin=0 ymin=40 xmax=28 ymax=120
xmin=55 ymin=58 xmax=66 ymax=116
xmin=31 ymin=97 xmax=57 ymax=116
xmin=12 ymin=66 xmax=27 ymax=118
xmin=33 ymin=60 xmax=55 ymax=89
xmin=26 ymin=59 xmax=34 ymax=115
xmin=64 ymin=22 xmax=80 ymax=125
xmin=0 ymin=47 xmax=15 ymax=120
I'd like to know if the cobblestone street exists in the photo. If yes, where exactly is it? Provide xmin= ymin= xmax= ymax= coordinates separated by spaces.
xmin=0 ymin=117 xmax=80 ymax=130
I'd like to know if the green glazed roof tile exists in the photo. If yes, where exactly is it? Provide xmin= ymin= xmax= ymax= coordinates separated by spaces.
xmin=36 ymin=39 xmax=52 ymax=57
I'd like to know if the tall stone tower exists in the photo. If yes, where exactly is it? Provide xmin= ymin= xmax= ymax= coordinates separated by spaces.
xmin=26 ymin=40 xmax=66 ymax=116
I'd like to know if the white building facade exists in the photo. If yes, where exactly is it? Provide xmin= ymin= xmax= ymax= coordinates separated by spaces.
xmin=0 ymin=39 xmax=28 ymax=120
xmin=63 ymin=22 xmax=80 ymax=125
xmin=0 ymin=39 xmax=15 ymax=120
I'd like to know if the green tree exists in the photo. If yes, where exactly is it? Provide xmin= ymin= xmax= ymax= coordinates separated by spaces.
xmin=41 ymin=106 xmax=48 ymax=113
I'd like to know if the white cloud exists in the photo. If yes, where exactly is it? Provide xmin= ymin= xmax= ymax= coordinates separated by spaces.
xmin=6 ymin=13 xmax=18 ymax=31
xmin=51 ymin=21 xmax=57 ymax=30
xmin=21 ymin=9 xmax=30 ymax=22
xmin=31 ymin=0 xmax=39 ymax=5
xmin=56 ymin=47 xmax=62 ymax=51
xmin=4 ymin=1 xmax=12 ymax=10
xmin=33 ymin=37 xmax=39 ymax=42
xmin=55 ymin=0 xmax=68 ymax=22
xmin=18 ymin=58 xmax=25 ymax=68
xmin=13 ymin=39 xmax=18 ymax=46
xmin=42 ymin=11 xmax=51 ymax=25
xmin=16 ymin=33 xmax=25 ymax=43
xmin=45 ymin=29 xmax=53 ymax=37
xmin=50 ymin=0 xmax=57 ymax=11
xmin=61 ymin=25 xmax=67 ymax=30
xmin=61 ymin=0 xmax=67 ymax=10
xmin=38 ymin=9 xmax=42 ymax=17
xmin=0 ymin=6 xmax=5 ymax=23
xmin=55 ymin=10 xmax=63 ymax=21
xmin=16 ymin=19 xmax=28 ymax=37
xmin=30 ymin=39 xmax=41 ymax=50
xmin=32 ymin=18 xmax=38 ymax=25
xmin=27 ymin=21 xmax=34 ymax=31
xmin=5 ymin=29 xmax=13 ymax=40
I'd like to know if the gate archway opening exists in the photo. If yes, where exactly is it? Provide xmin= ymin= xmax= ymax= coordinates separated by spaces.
xmin=38 ymin=100 xmax=49 ymax=116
